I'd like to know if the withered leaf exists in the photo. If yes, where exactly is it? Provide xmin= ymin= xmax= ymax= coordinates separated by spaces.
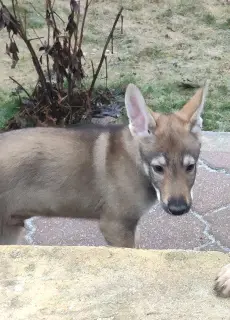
xmin=1 ymin=7 xmax=10 ymax=26
xmin=53 ymin=40 xmax=62 ymax=52
xmin=66 ymin=12 xmax=76 ymax=35
xmin=5 ymin=43 xmax=10 ymax=55
xmin=46 ymin=9 xmax=51 ymax=19
xmin=70 ymin=0 xmax=80 ymax=14
xmin=76 ymin=48 xmax=83 ymax=58
xmin=53 ymin=27 xmax=60 ymax=39
xmin=46 ymin=17 xmax=54 ymax=28
xmin=1 ymin=7 xmax=19 ymax=35
xmin=70 ymin=55 xmax=84 ymax=80
xmin=11 ymin=51 xmax=19 ymax=69
xmin=0 ymin=19 xmax=4 ymax=31
xmin=6 ymin=21 xmax=18 ymax=35
xmin=11 ymin=61 xmax=17 ymax=68
xmin=46 ymin=0 xmax=52 ymax=10
xmin=0 ymin=9 xmax=5 ymax=30
xmin=9 ymin=41 xmax=19 ymax=53
xmin=63 ymin=37 xmax=68 ymax=50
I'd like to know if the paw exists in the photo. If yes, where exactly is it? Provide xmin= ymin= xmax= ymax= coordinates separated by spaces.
xmin=214 ymin=264 xmax=230 ymax=298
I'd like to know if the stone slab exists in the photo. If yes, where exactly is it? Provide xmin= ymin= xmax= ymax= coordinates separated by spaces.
xmin=137 ymin=206 xmax=208 ymax=250
xmin=205 ymin=207 xmax=230 ymax=250
xmin=193 ymin=166 xmax=230 ymax=214
xmin=0 ymin=246 xmax=230 ymax=320
xmin=19 ymin=205 xmax=207 ymax=250
xmin=21 ymin=217 xmax=107 ymax=247
xmin=201 ymin=151 xmax=230 ymax=171
xmin=201 ymin=132 xmax=230 ymax=153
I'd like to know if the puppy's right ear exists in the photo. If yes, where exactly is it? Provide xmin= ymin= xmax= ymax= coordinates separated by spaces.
xmin=125 ymin=84 xmax=156 ymax=137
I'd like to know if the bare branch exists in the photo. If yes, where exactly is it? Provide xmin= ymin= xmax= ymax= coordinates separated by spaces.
xmin=105 ymin=55 xmax=108 ymax=88
xmin=28 ymin=36 xmax=44 ymax=42
xmin=111 ymin=34 xmax=113 ymax=54
xmin=29 ymin=2 xmax=45 ymax=20
xmin=89 ymin=7 xmax=123 ymax=94
xmin=90 ymin=59 xmax=95 ymax=77
xmin=121 ymin=14 xmax=123 ymax=34
xmin=53 ymin=11 xmax=65 ymax=24
xmin=78 ymin=0 xmax=90 ymax=50
xmin=9 ymin=76 xmax=32 ymax=98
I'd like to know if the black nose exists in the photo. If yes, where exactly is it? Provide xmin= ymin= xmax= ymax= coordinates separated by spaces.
xmin=167 ymin=197 xmax=190 ymax=215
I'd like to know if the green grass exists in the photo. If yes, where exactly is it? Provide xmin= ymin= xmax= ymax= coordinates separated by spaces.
xmin=8 ymin=3 xmax=45 ymax=29
xmin=100 ymin=79 xmax=230 ymax=132
xmin=203 ymin=13 xmax=216 ymax=26
xmin=0 ymin=91 xmax=20 ymax=128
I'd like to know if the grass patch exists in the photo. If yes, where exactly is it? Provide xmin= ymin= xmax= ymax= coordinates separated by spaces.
xmin=218 ymin=18 xmax=230 ymax=30
xmin=138 ymin=46 xmax=165 ymax=60
xmin=107 ymin=80 xmax=230 ymax=132
xmin=0 ymin=91 xmax=20 ymax=128
xmin=176 ymin=0 xmax=200 ymax=17
xmin=8 ymin=3 xmax=45 ymax=29
xmin=203 ymin=13 xmax=216 ymax=26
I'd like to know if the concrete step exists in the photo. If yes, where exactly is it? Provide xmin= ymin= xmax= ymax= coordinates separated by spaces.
xmin=0 ymin=246 xmax=230 ymax=319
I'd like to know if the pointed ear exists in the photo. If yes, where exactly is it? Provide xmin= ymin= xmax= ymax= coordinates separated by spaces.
xmin=125 ymin=83 xmax=156 ymax=137
xmin=176 ymin=80 xmax=210 ymax=134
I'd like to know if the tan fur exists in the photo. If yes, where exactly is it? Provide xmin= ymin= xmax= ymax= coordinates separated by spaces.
xmin=0 ymin=81 xmax=209 ymax=247
xmin=149 ymin=114 xmax=199 ymax=205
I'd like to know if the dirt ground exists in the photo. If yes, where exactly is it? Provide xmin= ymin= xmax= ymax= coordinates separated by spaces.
xmin=0 ymin=0 xmax=230 ymax=130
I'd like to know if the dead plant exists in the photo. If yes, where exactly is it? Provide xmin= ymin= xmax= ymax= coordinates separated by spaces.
xmin=0 ymin=0 xmax=123 ymax=129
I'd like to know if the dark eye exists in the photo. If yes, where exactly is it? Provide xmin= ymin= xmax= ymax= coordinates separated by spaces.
xmin=186 ymin=164 xmax=195 ymax=172
xmin=152 ymin=165 xmax=164 ymax=174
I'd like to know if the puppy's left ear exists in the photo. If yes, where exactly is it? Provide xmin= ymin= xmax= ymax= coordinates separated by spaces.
xmin=176 ymin=80 xmax=210 ymax=134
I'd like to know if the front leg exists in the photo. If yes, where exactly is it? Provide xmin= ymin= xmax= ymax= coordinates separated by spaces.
xmin=99 ymin=215 xmax=139 ymax=248
xmin=214 ymin=264 xmax=230 ymax=298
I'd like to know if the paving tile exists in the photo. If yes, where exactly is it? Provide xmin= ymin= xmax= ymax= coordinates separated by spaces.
xmin=20 ymin=205 xmax=208 ymax=250
xmin=204 ymin=207 xmax=230 ymax=250
xmin=192 ymin=166 xmax=230 ymax=214
xmin=19 ymin=217 xmax=107 ymax=246
xmin=202 ymin=132 xmax=230 ymax=152
xmin=138 ymin=206 xmax=208 ymax=250
xmin=200 ymin=151 xmax=230 ymax=171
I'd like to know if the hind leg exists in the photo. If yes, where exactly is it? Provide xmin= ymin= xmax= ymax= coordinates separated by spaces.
xmin=100 ymin=215 xmax=139 ymax=248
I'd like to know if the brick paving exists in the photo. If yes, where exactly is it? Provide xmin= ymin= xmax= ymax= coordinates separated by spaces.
xmin=18 ymin=132 xmax=230 ymax=253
